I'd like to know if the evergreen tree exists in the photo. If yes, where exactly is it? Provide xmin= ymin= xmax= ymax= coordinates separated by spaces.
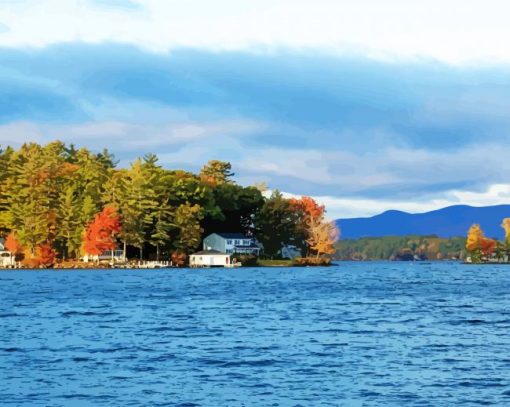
xmin=173 ymin=203 xmax=204 ymax=254
xmin=199 ymin=160 xmax=234 ymax=185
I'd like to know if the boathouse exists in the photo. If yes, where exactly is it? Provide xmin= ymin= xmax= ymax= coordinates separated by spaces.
xmin=189 ymin=250 xmax=232 ymax=267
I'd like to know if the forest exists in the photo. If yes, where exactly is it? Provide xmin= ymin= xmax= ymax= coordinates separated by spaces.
xmin=0 ymin=141 xmax=338 ymax=267
xmin=334 ymin=235 xmax=467 ymax=261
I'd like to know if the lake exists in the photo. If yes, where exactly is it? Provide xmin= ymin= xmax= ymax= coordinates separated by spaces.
xmin=1 ymin=262 xmax=510 ymax=406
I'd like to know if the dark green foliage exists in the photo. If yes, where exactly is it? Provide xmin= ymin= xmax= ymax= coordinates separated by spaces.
xmin=232 ymin=254 xmax=258 ymax=267
xmin=202 ymin=183 xmax=264 ymax=236
xmin=254 ymin=190 xmax=305 ymax=257
xmin=334 ymin=235 xmax=467 ymax=261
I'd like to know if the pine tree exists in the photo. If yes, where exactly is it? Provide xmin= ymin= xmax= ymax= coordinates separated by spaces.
xmin=173 ymin=203 xmax=204 ymax=254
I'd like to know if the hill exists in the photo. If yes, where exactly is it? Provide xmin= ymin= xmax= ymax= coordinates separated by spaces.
xmin=336 ymin=204 xmax=510 ymax=239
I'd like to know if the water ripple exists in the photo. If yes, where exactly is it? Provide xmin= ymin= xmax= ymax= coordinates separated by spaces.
xmin=1 ymin=262 xmax=510 ymax=406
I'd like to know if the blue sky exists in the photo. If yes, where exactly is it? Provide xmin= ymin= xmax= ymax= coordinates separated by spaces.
xmin=1 ymin=0 xmax=510 ymax=218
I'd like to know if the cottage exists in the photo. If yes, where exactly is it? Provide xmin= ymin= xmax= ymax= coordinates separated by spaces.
xmin=189 ymin=250 xmax=233 ymax=267
xmin=0 ymin=238 xmax=15 ymax=268
xmin=202 ymin=233 xmax=261 ymax=255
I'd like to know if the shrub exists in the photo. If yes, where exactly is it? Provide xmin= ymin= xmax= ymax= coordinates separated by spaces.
xmin=232 ymin=254 xmax=258 ymax=267
xmin=171 ymin=251 xmax=188 ymax=267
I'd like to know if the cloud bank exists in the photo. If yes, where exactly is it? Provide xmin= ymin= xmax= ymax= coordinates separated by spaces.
xmin=2 ymin=0 xmax=510 ymax=219
xmin=1 ymin=44 xmax=510 ymax=217
xmin=1 ymin=0 xmax=510 ymax=64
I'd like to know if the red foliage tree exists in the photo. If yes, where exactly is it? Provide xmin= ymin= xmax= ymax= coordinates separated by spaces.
xmin=479 ymin=237 xmax=497 ymax=257
xmin=4 ymin=232 xmax=23 ymax=255
xmin=82 ymin=206 xmax=122 ymax=256
xmin=289 ymin=196 xmax=339 ymax=257
xmin=171 ymin=251 xmax=188 ymax=267
xmin=35 ymin=243 xmax=57 ymax=267
xmin=290 ymin=196 xmax=325 ymax=222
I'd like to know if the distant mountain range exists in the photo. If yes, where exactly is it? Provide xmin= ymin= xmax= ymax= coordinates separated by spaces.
xmin=336 ymin=205 xmax=510 ymax=239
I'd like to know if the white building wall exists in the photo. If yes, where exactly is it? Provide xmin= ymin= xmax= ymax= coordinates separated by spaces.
xmin=190 ymin=254 xmax=231 ymax=267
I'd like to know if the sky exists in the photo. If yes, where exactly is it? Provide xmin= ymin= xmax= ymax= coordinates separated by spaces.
xmin=1 ymin=0 xmax=510 ymax=219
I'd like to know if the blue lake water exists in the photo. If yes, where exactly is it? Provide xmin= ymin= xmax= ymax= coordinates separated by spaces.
xmin=1 ymin=262 xmax=510 ymax=406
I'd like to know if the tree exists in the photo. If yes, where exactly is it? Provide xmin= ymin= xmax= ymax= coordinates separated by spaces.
xmin=199 ymin=160 xmax=234 ymax=186
xmin=306 ymin=217 xmax=340 ymax=257
xmin=117 ymin=158 xmax=158 ymax=259
xmin=203 ymin=183 xmax=264 ymax=236
xmin=4 ymin=232 xmax=23 ymax=256
xmin=466 ymin=224 xmax=496 ymax=262
xmin=56 ymin=174 xmax=82 ymax=259
xmin=254 ymin=190 xmax=305 ymax=257
xmin=35 ymin=243 xmax=57 ymax=267
xmin=173 ymin=203 xmax=204 ymax=254
xmin=82 ymin=206 xmax=122 ymax=257
xmin=290 ymin=196 xmax=339 ymax=257
xmin=6 ymin=143 xmax=59 ymax=255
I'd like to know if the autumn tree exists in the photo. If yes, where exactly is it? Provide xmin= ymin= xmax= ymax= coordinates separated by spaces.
xmin=35 ymin=243 xmax=57 ymax=268
xmin=306 ymin=217 xmax=340 ymax=257
xmin=82 ymin=206 xmax=122 ymax=258
xmin=466 ymin=224 xmax=496 ymax=263
xmin=290 ymin=196 xmax=339 ymax=257
xmin=4 ymin=232 xmax=23 ymax=259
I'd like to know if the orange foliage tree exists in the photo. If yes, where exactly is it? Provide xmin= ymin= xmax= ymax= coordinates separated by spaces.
xmin=466 ymin=224 xmax=496 ymax=262
xmin=290 ymin=196 xmax=339 ymax=257
xmin=82 ymin=206 xmax=122 ymax=257
xmin=4 ymin=232 xmax=23 ymax=256
xmin=502 ymin=218 xmax=510 ymax=244
xmin=35 ymin=243 xmax=57 ymax=267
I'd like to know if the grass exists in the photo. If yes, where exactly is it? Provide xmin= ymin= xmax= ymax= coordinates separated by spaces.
xmin=257 ymin=259 xmax=294 ymax=267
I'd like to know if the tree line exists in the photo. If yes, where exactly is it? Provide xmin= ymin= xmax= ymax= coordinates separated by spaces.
xmin=0 ymin=142 xmax=338 ymax=266
xmin=334 ymin=235 xmax=466 ymax=261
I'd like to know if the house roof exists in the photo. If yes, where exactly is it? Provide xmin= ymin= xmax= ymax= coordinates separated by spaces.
xmin=191 ymin=250 xmax=231 ymax=256
xmin=210 ymin=232 xmax=250 ymax=239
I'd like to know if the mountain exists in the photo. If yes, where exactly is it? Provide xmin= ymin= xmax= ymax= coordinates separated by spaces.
xmin=336 ymin=205 xmax=510 ymax=239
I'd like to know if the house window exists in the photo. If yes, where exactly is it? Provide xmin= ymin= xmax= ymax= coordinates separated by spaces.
xmin=226 ymin=239 xmax=233 ymax=245
xmin=235 ymin=239 xmax=241 ymax=245
xmin=243 ymin=240 xmax=251 ymax=246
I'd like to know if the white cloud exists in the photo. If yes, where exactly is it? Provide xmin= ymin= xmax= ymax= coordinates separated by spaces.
xmin=285 ymin=184 xmax=510 ymax=220
xmin=1 ymin=0 xmax=510 ymax=64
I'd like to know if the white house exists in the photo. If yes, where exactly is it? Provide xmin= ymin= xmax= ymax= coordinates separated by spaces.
xmin=202 ymin=233 xmax=261 ymax=255
xmin=281 ymin=244 xmax=302 ymax=259
xmin=189 ymin=250 xmax=233 ymax=267
xmin=0 ymin=238 xmax=15 ymax=268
